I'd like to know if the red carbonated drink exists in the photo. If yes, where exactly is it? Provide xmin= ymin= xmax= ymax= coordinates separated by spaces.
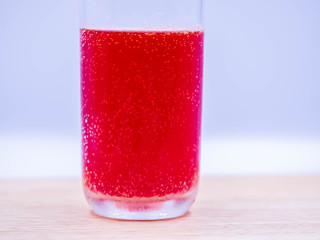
xmin=81 ymin=29 xmax=203 ymax=218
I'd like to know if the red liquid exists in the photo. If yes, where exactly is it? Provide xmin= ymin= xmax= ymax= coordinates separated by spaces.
xmin=81 ymin=29 xmax=203 ymax=200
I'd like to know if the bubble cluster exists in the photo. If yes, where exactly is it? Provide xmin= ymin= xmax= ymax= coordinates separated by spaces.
xmin=80 ymin=29 xmax=204 ymax=200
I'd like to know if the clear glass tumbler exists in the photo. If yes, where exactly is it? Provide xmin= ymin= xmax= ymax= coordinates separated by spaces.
xmin=80 ymin=0 xmax=204 ymax=220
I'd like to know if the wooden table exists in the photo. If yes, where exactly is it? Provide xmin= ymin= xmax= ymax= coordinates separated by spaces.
xmin=1 ymin=176 xmax=320 ymax=239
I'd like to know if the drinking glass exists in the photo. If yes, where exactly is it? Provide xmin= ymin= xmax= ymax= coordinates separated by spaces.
xmin=80 ymin=0 xmax=204 ymax=220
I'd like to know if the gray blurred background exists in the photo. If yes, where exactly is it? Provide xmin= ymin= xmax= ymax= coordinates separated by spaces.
xmin=0 ymin=0 xmax=319 ymax=178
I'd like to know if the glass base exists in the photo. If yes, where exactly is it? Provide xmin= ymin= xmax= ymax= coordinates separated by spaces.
xmin=85 ymin=186 xmax=198 ymax=220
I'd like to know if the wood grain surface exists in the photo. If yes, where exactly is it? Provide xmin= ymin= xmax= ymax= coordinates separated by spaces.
xmin=1 ymin=176 xmax=320 ymax=239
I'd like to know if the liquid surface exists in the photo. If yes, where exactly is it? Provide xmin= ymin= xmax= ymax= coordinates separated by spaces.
xmin=81 ymin=29 xmax=203 ymax=199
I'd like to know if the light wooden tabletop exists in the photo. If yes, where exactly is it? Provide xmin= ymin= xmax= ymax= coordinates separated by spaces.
xmin=1 ymin=176 xmax=320 ymax=239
